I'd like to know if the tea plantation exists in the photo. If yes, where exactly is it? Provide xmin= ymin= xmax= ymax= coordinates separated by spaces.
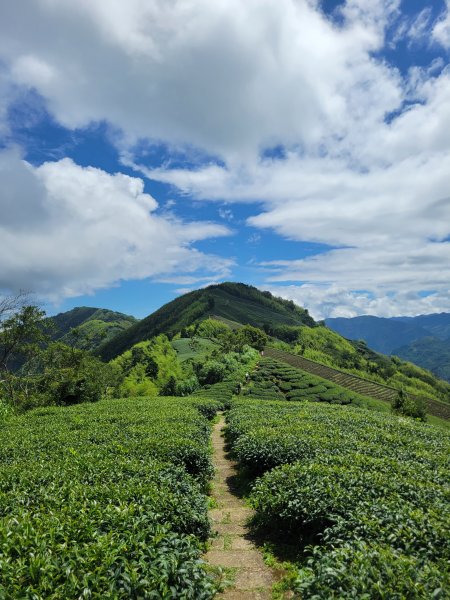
xmin=227 ymin=399 xmax=450 ymax=597
xmin=0 ymin=396 xmax=222 ymax=598
xmin=242 ymin=357 xmax=386 ymax=409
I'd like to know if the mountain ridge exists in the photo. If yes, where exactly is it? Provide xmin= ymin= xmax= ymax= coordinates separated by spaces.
xmin=326 ymin=313 xmax=450 ymax=382
xmin=97 ymin=282 xmax=316 ymax=360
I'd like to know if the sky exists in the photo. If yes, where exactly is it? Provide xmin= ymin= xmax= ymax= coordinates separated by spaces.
xmin=0 ymin=0 xmax=450 ymax=320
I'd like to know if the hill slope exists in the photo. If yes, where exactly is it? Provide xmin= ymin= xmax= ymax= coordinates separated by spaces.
xmin=393 ymin=336 xmax=450 ymax=383
xmin=98 ymin=282 xmax=316 ymax=360
xmin=49 ymin=307 xmax=137 ymax=351
xmin=393 ymin=313 xmax=450 ymax=340
xmin=326 ymin=313 xmax=450 ymax=382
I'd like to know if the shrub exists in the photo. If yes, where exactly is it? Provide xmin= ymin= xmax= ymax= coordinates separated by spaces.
xmin=0 ymin=397 xmax=219 ymax=597
xmin=226 ymin=398 xmax=450 ymax=597
xmin=197 ymin=360 xmax=227 ymax=385
xmin=392 ymin=389 xmax=427 ymax=421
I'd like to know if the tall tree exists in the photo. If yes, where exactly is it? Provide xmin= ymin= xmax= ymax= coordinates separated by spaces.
xmin=0 ymin=293 xmax=47 ymax=406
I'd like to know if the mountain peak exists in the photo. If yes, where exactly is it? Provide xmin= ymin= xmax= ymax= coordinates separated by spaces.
xmin=98 ymin=282 xmax=316 ymax=360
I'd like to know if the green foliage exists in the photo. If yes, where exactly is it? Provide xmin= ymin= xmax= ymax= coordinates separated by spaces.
xmin=113 ymin=335 xmax=182 ymax=397
xmin=48 ymin=306 xmax=137 ymax=351
xmin=160 ymin=375 xmax=178 ymax=396
xmin=395 ymin=336 xmax=450 ymax=383
xmin=392 ymin=388 xmax=426 ymax=421
xmin=226 ymin=399 xmax=450 ymax=597
xmin=119 ymin=363 xmax=159 ymax=397
xmin=243 ymin=358 xmax=377 ymax=408
xmin=0 ymin=304 xmax=48 ymax=373
xmin=234 ymin=325 xmax=268 ymax=351
xmin=0 ymin=396 xmax=221 ymax=597
xmin=269 ymin=324 xmax=302 ymax=343
xmin=171 ymin=337 xmax=216 ymax=363
xmin=7 ymin=342 xmax=120 ymax=411
xmin=173 ymin=375 xmax=199 ymax=396
xmin=196 ymin=318 xmax=230 ymax=340
xmin=98 ymin=282 xmax=317 ymax=361
xmin=197 ymin=360 xmax=228 ymax=385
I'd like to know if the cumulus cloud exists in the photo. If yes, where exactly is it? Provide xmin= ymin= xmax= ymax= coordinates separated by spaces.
xmin=266 ymin=285 xmax=450 ymax=320
xmin=0 ymin=0 xmax=403 ymax=159
xmin=0 ymin=1 xmax=449 ymax=315
xmin=433 ymin=1 xmax=450 ymax=48
xmin=0 ymin=148 xmax=231 ymax=299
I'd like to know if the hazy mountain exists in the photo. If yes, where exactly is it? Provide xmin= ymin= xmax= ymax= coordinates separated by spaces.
xmin=326 ymin=313 xmax=450 ymax=382
xmin=393 ymin=337 xmax=450 ymax=383
xmin=325 ymin=315 xmax=430 ymax=354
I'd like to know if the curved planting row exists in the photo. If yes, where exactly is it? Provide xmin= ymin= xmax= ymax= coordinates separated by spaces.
xmin=265 ymin=347 xmax=397 ymax=400
xmin=227 ymin=399 xmax=450 ymax=597
xmin=243 ymin=357 xmax=379 ymax=407
xmin=191 ymin=378 xmax=242 ymax=410
xmin=265 ymin=347 xmax=450 ymax=419
xmin=0 ymin=396 xmax=222 ymax=598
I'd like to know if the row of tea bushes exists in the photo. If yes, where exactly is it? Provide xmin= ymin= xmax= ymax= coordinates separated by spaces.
xmin=244 ymin=358 xmax=376 ymax=406
xmin=0 ymin=396 xmax=221 ymax=598
xmin=191 ymin=378 xmax=241 ymax=409
xmin=227 ymin=399 xmax=450 ymax=597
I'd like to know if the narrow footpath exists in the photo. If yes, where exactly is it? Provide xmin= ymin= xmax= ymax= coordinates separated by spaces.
xmin=205 ymin=415 xmax=277 ymax=599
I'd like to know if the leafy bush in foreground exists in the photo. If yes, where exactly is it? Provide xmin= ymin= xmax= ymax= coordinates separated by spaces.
xmin=227 ymin=399 xmax=450 ymax=597
xmin=0 ymin=396 xmax=220 ymax=598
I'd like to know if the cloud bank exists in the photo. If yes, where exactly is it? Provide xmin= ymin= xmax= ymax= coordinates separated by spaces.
xmin=0 ymin=0 xmax=449 ymax=316
xmin=0 ymin=149 xmax=231 ymax=299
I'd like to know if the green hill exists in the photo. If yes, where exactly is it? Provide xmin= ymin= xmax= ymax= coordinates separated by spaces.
xmin=48 ymin=307 xmax=137 ymax=351
xmin=394 ymin=336 xmax=450 ymax=383
xmin=94 ymin=281 xmax=450 ymax=411
xmin=97 ymin=282 xmax=315 ymax=360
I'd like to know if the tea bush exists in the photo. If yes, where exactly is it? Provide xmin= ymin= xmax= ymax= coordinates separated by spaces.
xmin=244 ymin=358 xmax=375 ymax=407
xmin=227 ymin=399 xmax=450 ymax=597
xmin=0 ymin=396 xmax=221 ymax=598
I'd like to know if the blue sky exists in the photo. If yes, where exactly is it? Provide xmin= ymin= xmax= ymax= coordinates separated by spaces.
xmin=1 ymin=0 xmax=450 ymax=319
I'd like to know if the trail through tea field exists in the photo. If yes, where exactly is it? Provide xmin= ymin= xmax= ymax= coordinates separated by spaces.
xmin=205 ymin=415 xmax=278 ymax=599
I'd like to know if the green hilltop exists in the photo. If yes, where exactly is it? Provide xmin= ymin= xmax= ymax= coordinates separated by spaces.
xmin=48 ymin=306 xmax=137 ymax=351
xmin=97 ymin=282 xmax=315 ymax=360
xmin=92 ymin=282 xmax=450 ymax=412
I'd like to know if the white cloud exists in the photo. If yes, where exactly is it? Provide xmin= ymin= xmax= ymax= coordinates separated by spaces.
xmin=266 ymin=284 xmax=450 ymax=320
xmin=0 ymin=1 xmax=449 ymax=316
xmin=433 ymin=1 xmax=450 ymax=48
xmin=0 ymin=0 xmax=402 ymax=159
xmin=0 ymin=148 xmax=232 ymax=299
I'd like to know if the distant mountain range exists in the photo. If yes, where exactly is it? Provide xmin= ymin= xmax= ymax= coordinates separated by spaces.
xmin=326 ymin=314 xmax=450 ymax=382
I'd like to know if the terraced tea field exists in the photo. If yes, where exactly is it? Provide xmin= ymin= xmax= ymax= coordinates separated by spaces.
xmin=172 ymin=337 xmax=217 ymax=362
xmin=243 ymin=357 xmax=387 ymax=410
xmin=265 ymin=347 xmax=450 ymax=420
xmin=1 ymin=358 xmax=449 ymax=598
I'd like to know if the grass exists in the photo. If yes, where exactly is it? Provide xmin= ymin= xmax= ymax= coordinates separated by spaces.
xmin=172 ymin=337 xmax=217 ymax=362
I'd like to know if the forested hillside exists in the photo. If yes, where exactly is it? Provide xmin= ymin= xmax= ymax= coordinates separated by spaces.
xmin=97 ymin=282 xmax=315 ymax=360
xmin=48 ymin=306 xmax=137 ymax=351
xmin=327 ymin=312 xmax=450 ymax=382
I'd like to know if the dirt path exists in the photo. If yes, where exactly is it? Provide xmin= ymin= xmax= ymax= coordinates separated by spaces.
xmin=205 ymin=415 xmax=277 ymax=599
